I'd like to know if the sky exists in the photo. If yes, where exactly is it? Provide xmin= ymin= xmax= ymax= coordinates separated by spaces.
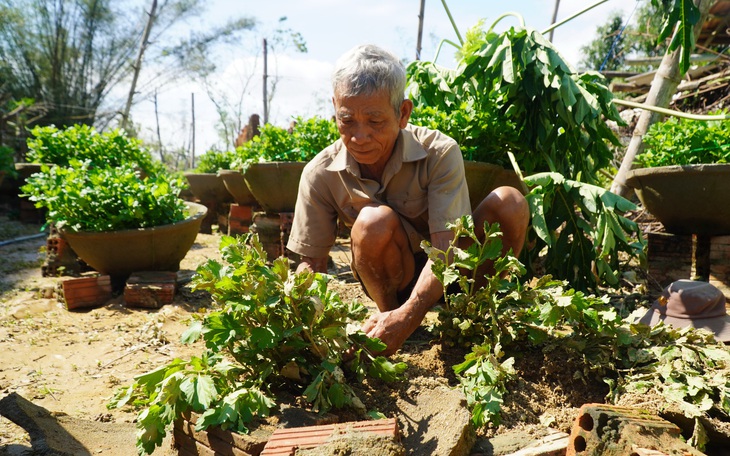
xmin=128 ymin=0 xmax=641 ymax=160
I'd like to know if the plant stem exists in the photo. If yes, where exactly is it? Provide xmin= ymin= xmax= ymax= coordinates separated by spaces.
xmin=488 ymin=12 xmax=526 ymax=33
xmin=439 ymin=0 xmax=463 ymax=45
xmin=541 ymin=0 xmax=609 ymax=36
xmin=433 ymin=38 xmax=462 ymax=64
xmin=613 ymin=98 xmax=730 ymax=121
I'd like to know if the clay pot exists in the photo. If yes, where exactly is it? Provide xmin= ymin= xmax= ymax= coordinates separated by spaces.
xmin=219 ymin=169 xmax=257 ymax=206
xmin=59 ymin=201 xmax=207 ymax=279
xmin=243 ymin=162 xmax=306 ymax=214
xmin=626 ymin=164 xmax=730 ymax=235
xmin=183 ymin=172 xmax=234 ymax=203
xmin=463 ymin=160 xmax=526 ymax=210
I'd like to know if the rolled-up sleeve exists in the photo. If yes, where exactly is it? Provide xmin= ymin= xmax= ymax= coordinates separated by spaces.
xmin=286 ymin=160 xmax=338 ymax=259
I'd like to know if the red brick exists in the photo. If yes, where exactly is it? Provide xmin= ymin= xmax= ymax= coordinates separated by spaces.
xmin=173 ymin=412 xmax=271 ymax=455
xmin=124 ymin=271 xmax=177 ymax=308
xmin=230 ymin=204 xmax=254 ymax=221
xmin=566 ymin=403 xmax=703 ymax=456
xmin=260 ymin=418 xmax=399 ymax=455
xmin=228 ymin=204 xmax=254 ymax=236
xmin=61 ymin=275 xmax=112 ymax=310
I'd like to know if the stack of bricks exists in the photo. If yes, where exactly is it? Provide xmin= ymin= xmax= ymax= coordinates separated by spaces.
xmin=279 ymin=212 xmax=294 ymax=259
xmin=42 ymin=224 xmax=87 ymax=277
xmin=647 ymin=231 xmax=730 ymax=299
xmin=124 ymin=271 xmax=178 ymax=308
xmin=710 ymin=235 xmax=730 ymax=299
xmin=228 ymin=204 xmax=255 ymax=235
xmin=646 ymin=232 xmax=693 ymax=289
xmin=250 ymin=212 xmax=295 ymax=261
xmin=60 ymin=275 xmax=112 ymax=310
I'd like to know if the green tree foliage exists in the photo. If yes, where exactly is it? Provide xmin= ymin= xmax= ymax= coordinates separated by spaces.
xmin=407 ymin=17 xmax=643 ymax=291
xmin=0 ymin=0 xmax=136 ymax=127
xmin=0 ymin=0 xmax=254 ymax=129
xmin=579 ymin=0 xmax=710 ymax=74
xmin=408 ymin=21 xmax=623 ymax=183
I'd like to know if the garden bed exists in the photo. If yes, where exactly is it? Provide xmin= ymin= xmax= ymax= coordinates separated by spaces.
xmin=0 ymin=215 xmax=728 ymax=455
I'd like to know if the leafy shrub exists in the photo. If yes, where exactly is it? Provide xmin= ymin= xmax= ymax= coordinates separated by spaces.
xmin=109 ymin=234 xmax=406 ymax=454
xmin=637 ymin=111 xmax=730 ymax=167
xmin=425 ymin=217 xmax=730 ymax=441
xmin=193 ymin=148 xmax=234 ymax=173
xmin=26 ymin=124 xmax=161 ymax=175
xmin=524 ymin=172 xmax=645 ymax=292
xmin=409 ymin=104 xmax=520 ymax=166
xmin=231 ymin=116 xmax=338 ymax=169
xmin=20 ymin=160 xmax=187 ymax=232
xmin=407 ymin=21 xmax=622 ymax=182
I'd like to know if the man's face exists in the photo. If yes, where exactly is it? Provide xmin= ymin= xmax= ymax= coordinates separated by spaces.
xmin=333 ymin=90 xmax=412 ymax=167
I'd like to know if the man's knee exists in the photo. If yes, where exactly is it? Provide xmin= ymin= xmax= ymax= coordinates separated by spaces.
xmin=474 ymin=186 xmax=530 ymax=237
xmin=351 ymin=205 xmax=403 ymax=248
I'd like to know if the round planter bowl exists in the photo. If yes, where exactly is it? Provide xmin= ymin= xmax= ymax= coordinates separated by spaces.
xmin=183 ymin=172 xmax=234 ymax=203
xmin=219 ymin=169 xmax=257 ymax=206
xmin=244 ymin=162 xmax=306 ymax=214
xmin=60 ymin=201 xmax=207 ymax=278
xmin=626 ymin=164 xmax=730 ymax=235
xmin=464 ymin=161 xmax=527 ymax=210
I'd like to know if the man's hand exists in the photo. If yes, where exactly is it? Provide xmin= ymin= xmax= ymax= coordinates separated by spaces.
xmin=361 ymin=305 xmax=421 ymax=356
xmin=296 ymin=256 xmax=328 ymax=274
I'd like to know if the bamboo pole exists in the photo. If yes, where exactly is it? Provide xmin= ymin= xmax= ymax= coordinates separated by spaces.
xmin=610 ymin=0 xmax=714 ymax=197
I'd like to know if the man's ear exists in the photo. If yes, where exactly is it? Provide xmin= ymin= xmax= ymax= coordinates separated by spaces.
xmin=399 ymin=99 xmax=414 ymax=128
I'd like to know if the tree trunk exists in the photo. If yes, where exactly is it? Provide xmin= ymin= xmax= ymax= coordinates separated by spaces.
xmin=610 ymin=0 xmax=714 ymax=197
xmin=121 ymin=0 xmax=158 ymax=131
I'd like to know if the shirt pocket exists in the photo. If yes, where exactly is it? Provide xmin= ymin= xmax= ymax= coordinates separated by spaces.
xmin=387 ymin=192 xmax=428 ymax=219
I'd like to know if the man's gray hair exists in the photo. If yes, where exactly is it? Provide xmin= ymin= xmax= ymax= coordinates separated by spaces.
xmin=332 ymin=44 xmax=406 ymax=113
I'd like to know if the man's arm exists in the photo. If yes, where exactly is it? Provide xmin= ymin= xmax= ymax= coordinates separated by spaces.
xmin=296 ymin=256 xmax=329 ymax=274
xmin=361 ymin=230 xmax=452 ymax=355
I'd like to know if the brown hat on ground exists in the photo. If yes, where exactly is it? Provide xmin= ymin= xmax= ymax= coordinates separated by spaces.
xmin=637 ymin=280 xmax=730 ymax=343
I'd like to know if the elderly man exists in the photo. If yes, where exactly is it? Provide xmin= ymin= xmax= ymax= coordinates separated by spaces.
xmin=286 ymin=44 xmax=530 ymax=355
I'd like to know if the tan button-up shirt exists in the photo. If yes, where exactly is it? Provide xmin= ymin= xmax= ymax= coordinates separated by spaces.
xmin=286 ymin=124 xmax=471 ymax=259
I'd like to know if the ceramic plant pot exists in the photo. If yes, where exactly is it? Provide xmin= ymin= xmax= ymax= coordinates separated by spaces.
xmin=463 ymin=160 xmax=527 ymax=210
xmin=219 ymin=169 xmax=257 ymax=206
xmin=626 ymin=163 xmax=730 ymax=235
xmin=183 ymin=172 xmax=234 ymax=203
xmin=59 ymin=201 xmax=207 ymax=279
xmin=243 ymin=162 xmax=306 ymax=214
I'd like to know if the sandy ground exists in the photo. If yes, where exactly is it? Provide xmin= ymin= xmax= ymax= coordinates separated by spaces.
xmin=0 ymin=220 xmax=414 ymax=455
xmin=4 ymin=215 xmax=726 ymax=456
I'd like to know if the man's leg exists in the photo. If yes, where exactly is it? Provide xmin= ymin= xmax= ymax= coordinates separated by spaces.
xmin=351 ymin=205 xmax=415 ymax=312
xmin=471 ymin=186 xmax=530 ymax=283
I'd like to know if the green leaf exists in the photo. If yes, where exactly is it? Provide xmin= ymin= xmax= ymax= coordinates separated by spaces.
xmin=250 ymin=327 xmax=278 ymax=349
xmin=181 ymin=320 xmax=203 ymax=344
xmin=368 ymin=357 xmax=407 ymax=382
